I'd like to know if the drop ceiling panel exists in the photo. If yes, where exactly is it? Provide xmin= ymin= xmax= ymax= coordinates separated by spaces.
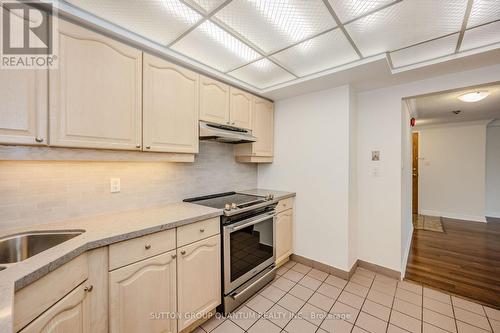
xmin=271 ymin=29 xmax=359 ymax=76
xmin=327 ymin=0 xmax=396 ymax=23
xmin=390 ymin=34 xmax=459 ymax=68
xmin=186 ymin=0 xmax=227 ymax=13
xmin=345 ymin=0 xmax=467 ymax=57
xmin=467 ymin=0 xmax=500 ymax=28
xmin=171 ymin=21 xmax=261 ymax=72
xmin=213 ymin=0 xmax=337 ymax=54
xmin=461 ymin=21 xmax=500 ymax=51
xmin=229 ymin=59 xmax=295 ymax=89
xmin=65 ymin=0 xmax=202 ymax=45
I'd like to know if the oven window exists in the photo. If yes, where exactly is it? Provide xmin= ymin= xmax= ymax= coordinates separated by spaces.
xmin=230 ymin=217 xmax=274 ymax=282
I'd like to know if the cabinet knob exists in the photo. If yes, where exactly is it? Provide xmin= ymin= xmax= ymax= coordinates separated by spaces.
xmin=180 ymin=250 xmax=186 ymax=255
xmin=35 ymin=137 xmax=44 ymax=143
xmin=145 ymin=244 xmax=151 ymax=250
xmin=84 ymin=285 xmax=93 ymax=293
xmin=136 ymin=145 xmax=141 ymax=149
xmin=171 ymin=254 xmax=177 ymax=259
xmin=146 ymin=146 xmax=151 ymax=149
xmin=231 ymin=122 xmax=235 ymax=125
xmin=200 ymin=228 xmax=205 ymax=233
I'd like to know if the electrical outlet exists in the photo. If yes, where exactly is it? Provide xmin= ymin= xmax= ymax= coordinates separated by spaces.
xmin=110 ymin=178 xmax=120 ymax=193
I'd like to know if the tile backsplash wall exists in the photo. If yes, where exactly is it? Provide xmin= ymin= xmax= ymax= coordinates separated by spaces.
xmin=0 ymin=142 xmax=257 ymax=230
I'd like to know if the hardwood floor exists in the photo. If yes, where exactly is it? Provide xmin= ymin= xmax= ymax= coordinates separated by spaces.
xmin=405 ymin=217 xmax=500 ymax=309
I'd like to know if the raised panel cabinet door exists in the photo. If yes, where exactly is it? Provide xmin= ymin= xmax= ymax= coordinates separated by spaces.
xmin=229 ymin=87 xmax=252 ymax=130
xmin=109 ymin=251 xmax=177 ymax=333
xmin=19 ymin=283 xmax=90 ymax=333
xmin=143 ymin=54 xmax=199 ymax=153
xmin=0 ymin=69 xmax=47 ymax=145
xmin=199 ymin=75 xmax=230 ymax=125
xmin=177 ymin=235 xmax=221 ymax=331
xmin=276 ymin=210 xmax=293 ymax=263
xmin=50 ymin=20 xmax=142 ymax=150
xmin=252 ymin=97 xmax=274 ymax=157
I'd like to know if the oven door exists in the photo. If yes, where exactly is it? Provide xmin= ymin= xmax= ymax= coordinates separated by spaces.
xmin=223 ymin=211 xmax=276 ymax=294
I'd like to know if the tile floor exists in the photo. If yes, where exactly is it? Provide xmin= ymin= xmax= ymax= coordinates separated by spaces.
xmin=194 ymin=260 xmax=500 ymax=333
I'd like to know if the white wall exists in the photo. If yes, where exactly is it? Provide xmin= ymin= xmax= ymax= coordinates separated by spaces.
xmin=486 ymin=120 xmax=500 ymax=218
xmin=258 ymin=85 xmax=354 ymax=271
xmin=415 ymin=122 xmax=488 ymax=222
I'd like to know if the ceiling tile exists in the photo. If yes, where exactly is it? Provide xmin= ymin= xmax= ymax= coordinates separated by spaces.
xmin=345 ymin=0 xmax=467 ymax=57
xmin=467 ymin=0 xmax=500 ymax=28
xmin=390 ymin=34 xmax=459 ymax=68
xmin=228 ymin=58 xmax=295 ymax=88
xmin=171 ymin=20 xmax=261 ymax=72
xmin=271 ymin=29 xmax=359 ymax=76
xmin=214 ymin=0 xmax=337 ymax=54
xmin=327 ymin=0 xmax=396 ymax=23
xmin=186 ymin=0 xmax=227 ymax=13
xmin=461 ymin=21 xmax=500 ymax=52
xmin=65 ymin=0 xmax=202 ymax=45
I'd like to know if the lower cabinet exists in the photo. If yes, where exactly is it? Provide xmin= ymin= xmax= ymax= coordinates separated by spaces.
xmin=276 ymin=209 xmax=293 ymax=265
xmin=177 ymin=235 xmax=221 ymax=331
xmin=109 ymin=250 xmax=177 ymax=333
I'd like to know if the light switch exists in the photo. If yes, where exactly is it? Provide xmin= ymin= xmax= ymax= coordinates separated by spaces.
xmin=110 ymin=178 xmax=121 ymax=193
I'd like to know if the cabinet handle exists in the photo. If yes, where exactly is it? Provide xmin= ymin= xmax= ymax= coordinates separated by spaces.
xmin=146 ymin=146 xmax=151 ymax=149
xmin=145 ymin=244 xmax=151 ymax=250
xmin=136 ymin=145 xmax=141 ymax=149
xmin=171 ymin=254 xmax=177 ymax=259
xmin=84 ymin=285 xmax=93 ymax=293
xmin=200 ymin=228 xmax=205 ymax=233
xmin=231 ymin=122 xmax=235 ymax=125
xmin=35 ymin=137 xmax=44 ymax=143
xmin=180 ymin=250 xmax=186 ymax=255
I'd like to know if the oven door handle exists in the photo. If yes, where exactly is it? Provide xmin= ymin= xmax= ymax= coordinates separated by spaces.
xmin=229 ymin=213 xmax=275 ymax=232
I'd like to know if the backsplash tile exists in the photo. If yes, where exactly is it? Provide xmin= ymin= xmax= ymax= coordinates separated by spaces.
xmin=0 ymin=142 xmax=257 ymax=230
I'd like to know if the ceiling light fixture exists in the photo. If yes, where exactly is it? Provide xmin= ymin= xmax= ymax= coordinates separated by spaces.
xmin=458 ymin=91 xmax=489 ymax=103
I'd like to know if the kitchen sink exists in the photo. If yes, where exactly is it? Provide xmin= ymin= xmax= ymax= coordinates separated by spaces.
xmin=0 ymin=230 xmax=84 ymax=264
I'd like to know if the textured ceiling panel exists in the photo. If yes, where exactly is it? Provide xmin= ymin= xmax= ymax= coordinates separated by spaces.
xmin=390 ymin=34 xmax=459 ymax=68
xmin=214 ymin=0 xmax=337 ymax=54
xmin=171 ymin=21 xmax=261 ymax=72
xmin=327 ymin=0 xmax=396 ymax=23
xmin=229 ymin=58 xmax=295 ymax=88
xmin=461 ymin=21 xmax=500 ymax=51
xmin=345 ymin=0 xmax=467 ymax=57
xmin=271 ymin=29 xmax=359 ymax=76
xmin=467 ymin=0 xmax=500 ymax=28
xmin=65 ymin=0 xmax=202 ymax=45
xmin=186 ymin=0 xmax=227 ymax=13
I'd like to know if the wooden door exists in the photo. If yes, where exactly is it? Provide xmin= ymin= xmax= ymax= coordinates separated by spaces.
xmin=0 ymin=69 xmax=48 ymax=145
xmin=19 ymin=283 xmax=90 ymax=333
xmin=276 ymin=210 xmax=293 ymax=264
xmin=252 ymin=97 xmax=274 ymax=157
xmin=177 ymin=235 xmax=221 ymax=331
xmin=50 ymin=20 xmax=142 ymax=150
xmin=199 ymin=75 xmax=230 ymax=125
xmin=109 ymin=251 xmax=177 ymax=333
xmin=143 ymin=54 xmax=199 ymax=153
xmin=412 ymin=132 xmax=419 ymax=215
xmin=229 ymin=87 xmax=253 ymax=130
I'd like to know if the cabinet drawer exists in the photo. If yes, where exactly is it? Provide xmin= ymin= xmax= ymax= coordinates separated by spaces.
xmin=177 ymin=217 xmax=220 ymax=247
xmin=109 ymin=229 xmax=175 ymax=271
xmin=276 ymin=197 xmax=294 ymax=213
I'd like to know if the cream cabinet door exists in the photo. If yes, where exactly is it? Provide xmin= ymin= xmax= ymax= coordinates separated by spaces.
xmin=143 ymin=54 xmax=199 ymax=153
xmin=177 ymin=235 xmax=221 ymax=331
xmin=0 ymin=69 xmax=47 ymax=145
xmin=19 ymin=283 xmax=90 ymax=333
xmin=109 ymin=251 xmax=177 ymax=333
xmin=276 ymin=209 xmax=293 ymax=264
xmin=199 ymin=75 xmax=230 ymax=125
xmin=229 ymin=87 xmax=252 ymax=130
xmin=252 ymin=97 xmax=274 ymax=157
xmin=50 ymin=20 xmax=142 ymax=150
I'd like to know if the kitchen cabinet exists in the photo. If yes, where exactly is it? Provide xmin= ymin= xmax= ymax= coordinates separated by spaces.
xmin=199 ymin=75 xmax=230 ymax=125
xmin=0 ymin=69 xmax=48 ymax=145
xmin=177 ymin=235 xmax=221 ymax=331
xmin=229 ymin=87 xmax=253 ymax=130
xmin=49 ymin=20 xmax=142 ymax=150
xmin=143 ymin=54 xmax=199 ymax=154
xmin=109 ymin=251 xmax=177 ymax=333
xmin=235 ymin=97 xmax=274 ymax=163
xmin=276 ymin=202 xmax=293 ymax=265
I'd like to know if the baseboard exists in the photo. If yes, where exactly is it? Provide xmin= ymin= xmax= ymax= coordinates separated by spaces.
xmin=401 ymin=224 xmax=414 ymax=278
xmin=357 ymin=260 xmax=401 ymax=280
xmin=485 ymin=211 xmax=500 ymax=219
xmin=419 ymin=209 xmax=486 ymax=223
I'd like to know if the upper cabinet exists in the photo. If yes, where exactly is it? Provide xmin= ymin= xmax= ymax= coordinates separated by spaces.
xmin=199 ymin=75 xmax=230 ymax=125
xmin=49 ymin=20 xmax=142 ymax=150
xmin=229 ymin=87 xmax=253 ymax=130
xmin=0 ymin=69 xmax=48 ymax=146
xmin=143 ymin=54 xmax=199 ymax=154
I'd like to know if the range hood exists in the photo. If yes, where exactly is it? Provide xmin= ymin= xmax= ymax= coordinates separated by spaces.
xmin=199 ymin=121 xmax=256 ymax=144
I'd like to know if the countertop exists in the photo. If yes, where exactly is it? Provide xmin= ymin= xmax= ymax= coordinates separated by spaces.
xmin=0 ymin=189 xmax=295 ymax=332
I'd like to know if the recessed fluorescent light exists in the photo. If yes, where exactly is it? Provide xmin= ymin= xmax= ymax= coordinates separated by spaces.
xmin=458 ymin=91 xmax=490 ymax=103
